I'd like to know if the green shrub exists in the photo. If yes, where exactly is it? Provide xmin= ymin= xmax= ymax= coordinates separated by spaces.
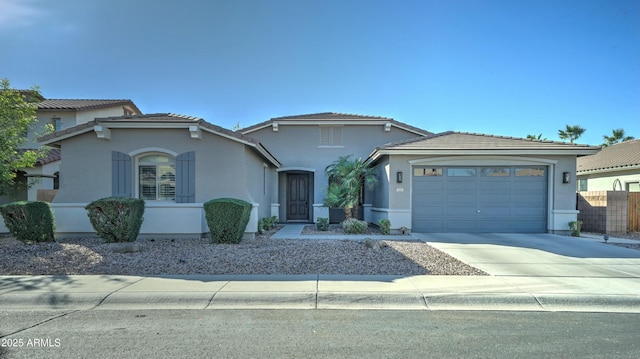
xmin=342 ymin=218 xmax=368 ymax=234
xmin=258 ymin=216 xmax=279 ymax=233
xmin=0 ymin=201 xmax=55 ymax=243
xmin=378 ymin=219 xmax=391 ymax=235
xmin=316 ymin=217 xmax=329 ymax=231
xmin=205 ymin=198 xmax=252 ymax=244
xmin=86 ymin=197 xmax=145 ymax=243
xmin=569 ymin=220 xmax=583 ymax=237
xmin=257 ymin=218 xmax=265 ymax=234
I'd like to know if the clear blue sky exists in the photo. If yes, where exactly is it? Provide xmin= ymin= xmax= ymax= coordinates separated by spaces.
xmin=1 ymin=0 xmax=638 ymax=145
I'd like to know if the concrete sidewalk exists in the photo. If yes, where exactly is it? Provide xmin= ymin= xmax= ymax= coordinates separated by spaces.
xmin=1 ymin=273 xmax=639 ymax=313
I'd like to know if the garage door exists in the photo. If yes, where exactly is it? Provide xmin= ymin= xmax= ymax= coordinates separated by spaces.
xmin=412 ymin=166 xmax=547 ymax=233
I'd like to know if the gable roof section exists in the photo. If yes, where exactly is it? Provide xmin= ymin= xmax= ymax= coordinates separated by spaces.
xmin=239 ymin=112 xmax=432 ymax=137
xmin=37 ymin=99 xmax=142 ymax=114
xmin=577 ymin=139 xmax=640 ymax=174
xmin=368 ymin=131 xmax=600 ymax=161
xmin=38 ymin=113 xmax=280 ymax=167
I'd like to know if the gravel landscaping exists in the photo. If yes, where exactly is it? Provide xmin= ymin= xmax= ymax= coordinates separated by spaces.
xmin=0 ymin=227 xmax=487 ymax=276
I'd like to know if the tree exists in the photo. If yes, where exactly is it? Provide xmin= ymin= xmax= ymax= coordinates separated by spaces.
xmin=558 ymin=125 xmax=586 ymax=143
xmin=602 ymin=128 xmax=634 ymax=147
xmin=0 ymin=78 xmax=47 ymax=196
xmin=324 ymin=155 xmax=378 ymax=220
xmin=526 ymin=133 xmax=546 ymax=140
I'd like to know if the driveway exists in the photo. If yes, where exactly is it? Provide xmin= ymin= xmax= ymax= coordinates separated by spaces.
xmin=414 ymin=233 xmax=640 ymax=278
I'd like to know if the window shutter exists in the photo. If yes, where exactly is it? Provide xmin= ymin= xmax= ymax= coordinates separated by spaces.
xmin=176 ymin=151 xmax=195 ymax=203
xmin=112 ymin=151 xmax=132 ymax=197
xmin=320 ymin=127 xmax=330 ymax=146
xmin=332 ymin=127 xmax=342 ymax=146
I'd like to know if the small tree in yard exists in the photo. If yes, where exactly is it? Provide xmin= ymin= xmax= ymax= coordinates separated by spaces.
xmin=0 ymin=78 xmax=51 ymax=197
xmin=324 ymin=155 xmax=378 ymax=220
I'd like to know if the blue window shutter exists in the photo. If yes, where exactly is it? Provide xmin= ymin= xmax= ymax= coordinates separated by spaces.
xmin=112 ymin=151 xmax=132 ymax=197
xmin=176 ymin=151 xmax=195 ymax=203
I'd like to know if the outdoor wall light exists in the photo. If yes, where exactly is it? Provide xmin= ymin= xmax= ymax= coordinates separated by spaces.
xmin=562 ymin=172 xmax=570 ymax=184
xmin=396 ymin=171 xmax=403 ymax=183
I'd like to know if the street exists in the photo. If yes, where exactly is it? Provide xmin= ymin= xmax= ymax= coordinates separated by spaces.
xmin=1 ymin=310 xmax=638 ymax=358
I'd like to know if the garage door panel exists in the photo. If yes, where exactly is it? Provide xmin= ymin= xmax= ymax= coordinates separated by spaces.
xmin=513 ymin=182 xmax=545 ymax=191
xmin=480 ymin=182 xmax=511 ymax=192
xmin=412 ymin=166 xmax=547 ymax=233
xmin=512 ymin=194 xmax=546 ymax=204
xmin=478 ymin=194 xmax=510 ymax=204
xmin=447 ymin=195 xmax=476 ymax=204
xmin=480 ymin=207 xmax=511 ymax=216
xmin=446 ymin=206 xmax=477 ymax=216
xmin=447 ymin=182 xmax=477 ymax=192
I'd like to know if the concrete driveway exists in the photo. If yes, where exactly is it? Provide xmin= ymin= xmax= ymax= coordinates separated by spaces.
xmin=414 ymin=233 xmax=640 ymax=278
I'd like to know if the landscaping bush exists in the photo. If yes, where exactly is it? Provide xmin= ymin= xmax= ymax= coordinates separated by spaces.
xmin=378 ymin=219 xmax=391 ymax=235
xmin=204 ymin=198 xmax=252 ymax=244
xmin=569 ymin=220 xmax=583 ymax=237
xmin=258 ymin=216 xmax=278 ymax=233
xmin=86 ymin=197 xmax=145 ymax=243
xmin=0 ymin=201 xmax=55 ymax=243
xmin=316 ymin=217 xmax=329 ymax=231
xmin=342 ymin=218 xmax=368 ymax=234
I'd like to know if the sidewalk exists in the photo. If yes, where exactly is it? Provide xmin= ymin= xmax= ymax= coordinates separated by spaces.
xmin=1 ymin=229 xmax=639 ymax=313
xmin=1 ymin=273 xmax=639 ymax=312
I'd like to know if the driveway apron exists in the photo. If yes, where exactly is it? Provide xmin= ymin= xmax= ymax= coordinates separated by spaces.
xmin=415 ymin=233 xmax=640 ymax=278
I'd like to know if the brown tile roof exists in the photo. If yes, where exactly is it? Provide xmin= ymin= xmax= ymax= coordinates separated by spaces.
xmin=240 ymin=112 xmax=432 ymax=136
xmin=577 ymin=139 xmax=640 ymax=173
xmin=272 ymin=112 xmax=394 ymax=120
xmin=37 ymin=113 xmax=280 ymax=167
xmin=15 ymin=148 xmax=61 ymax=166
xmin=37 ymin=113 xmax=197 ymax=143
xmin=37 ymin=148 xmax=61 ymax=165
xmin=37 ymin=99 xmax=141 ymax=113
xmin=375 ymin=131 xmax=600 ymax=152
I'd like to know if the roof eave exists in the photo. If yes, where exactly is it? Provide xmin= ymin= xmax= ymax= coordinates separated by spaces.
xmin=370 ymin=148 xmax=601 ymax=157
xmin=577 ymin=164 xmax=640 ymax=176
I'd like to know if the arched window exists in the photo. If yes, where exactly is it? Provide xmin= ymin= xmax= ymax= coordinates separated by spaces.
xmin=138 ymin=154 xmax=175 ymax=201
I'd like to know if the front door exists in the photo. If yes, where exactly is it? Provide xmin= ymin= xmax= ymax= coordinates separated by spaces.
xmin=287 ymin=174 xmax=309 ymax=221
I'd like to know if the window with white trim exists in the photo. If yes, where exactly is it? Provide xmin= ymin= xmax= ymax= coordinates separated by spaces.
xmin=319 ymin=126 xmax=342 ymax=146
xmin=138 ymin=154 xmax=175 ymax=201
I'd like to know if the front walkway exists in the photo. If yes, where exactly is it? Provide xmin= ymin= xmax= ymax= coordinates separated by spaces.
xmin=270 ymin=224 xmax=418 ymax=241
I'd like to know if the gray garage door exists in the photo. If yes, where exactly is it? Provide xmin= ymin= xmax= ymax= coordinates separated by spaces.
xmin=412 ymin=166 xmax=547 ymax=233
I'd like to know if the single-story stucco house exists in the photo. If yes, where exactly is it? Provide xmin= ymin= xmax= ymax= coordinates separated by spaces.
xmin=577 ymin=139 xmax=640 ymax=192
xmin=34 ymin=111 xmax=599 ymax=238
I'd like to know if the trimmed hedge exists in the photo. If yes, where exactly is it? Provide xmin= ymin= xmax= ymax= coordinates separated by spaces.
xmin=86 ymin=197 xmax=145 ymax=243
xmin=0 ymin=201 xmax=55 ymax=243
xmin=204 ymin=198 xmax=252 ymax=244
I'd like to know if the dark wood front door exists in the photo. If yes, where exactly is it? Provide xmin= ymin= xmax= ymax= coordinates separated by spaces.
xmin=287 ymin=174 xmax=309 ymax=221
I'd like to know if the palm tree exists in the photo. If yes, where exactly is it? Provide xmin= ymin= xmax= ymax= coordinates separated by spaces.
xmin=602 ymin=128 xmax=634 ymax=147
xmin=324 ymin=155 xmax=378 ymax=220
xmin=526 ymin=133 xmax=546 ymax=140
xmin=558 ymin=125 xmax=586 ymax=143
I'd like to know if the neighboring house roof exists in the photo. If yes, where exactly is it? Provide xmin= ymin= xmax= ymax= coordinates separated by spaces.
xmin=38 ymin=113 xmax=280 ymax=167
xmin=577 ymin=139 xmax=640 ymax=175
xmin=37 ymin=99 xmax=142 ymax=114
xmin=239 ymin=112 xmax=432 ymax=137
xmin=368 ymin=131 xmax=600 ymax=161
xmin=15 ymin=148 xmax=61 ymax=166
xmin=37 ymin=148 xmax=62 ymax=165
